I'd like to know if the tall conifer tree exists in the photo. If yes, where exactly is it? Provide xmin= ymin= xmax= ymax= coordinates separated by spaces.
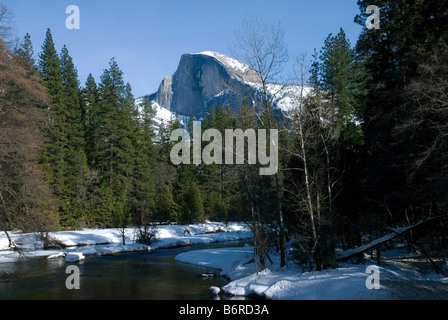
xmin=15 ymin=33 xmax=37 ymax=74
xmin=355 ymin=0 xmax=448 ymax=225
xmin=38 ymin=29 xmax=69 ymax=211
xmin=59 ymin=45 xmax=89 ymax=226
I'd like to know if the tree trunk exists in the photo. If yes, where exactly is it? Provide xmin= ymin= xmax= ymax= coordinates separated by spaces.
xmin=275 ymin=173 xmax=286 ymax=268
xmin=376 ymin=246 xmax=380 ymax=265
xmin=4 ymin=230 xmax=12 ymax=248
xmin=256 ymin=204 xmax=266 ymax=270
xmin=298 ymin=119 xmax=319 ymax=270
xmin=299 ymin=125 xmax=318 ymax=253
xmin=338 ymin=214 xmax=448 ymax=262
xmin=250 ymin=202 xmax=258 ymax=269
xmin=242 ymin=168 xmax=266 ymax=271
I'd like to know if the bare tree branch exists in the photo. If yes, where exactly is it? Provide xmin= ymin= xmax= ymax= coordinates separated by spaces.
xmin=0 ymin=4 xmax=17 ymax=47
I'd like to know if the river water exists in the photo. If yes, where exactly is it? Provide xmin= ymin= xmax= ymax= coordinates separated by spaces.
xmin=0 ymin=241 xmax=248 ymax=300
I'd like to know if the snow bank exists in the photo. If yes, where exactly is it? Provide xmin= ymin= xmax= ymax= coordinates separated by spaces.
xmin=209 ymin=286 xmax=221 ymax=296
xmin=174 ymin=246 xmax=448 ymax=300
xmin=65 ymin=252 xmax=85 ymax=263
xmin=0 ymin=222 xmax=252 ymax=263
xmin=221 ymin=264 xmax=388 ymax=300
xmin=175 ymin=247 xmax=256 ymax=280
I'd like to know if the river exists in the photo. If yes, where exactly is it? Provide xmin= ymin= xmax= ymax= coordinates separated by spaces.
xmin=0 ymin=241 xmax=249 ymax=300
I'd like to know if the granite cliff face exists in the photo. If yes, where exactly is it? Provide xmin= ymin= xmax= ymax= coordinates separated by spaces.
xmin=151 ymin=51 xmax=262 ymax=118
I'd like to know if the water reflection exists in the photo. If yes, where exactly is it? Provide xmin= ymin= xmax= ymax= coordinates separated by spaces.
xmin=0 ymin=241 xmax=248 ymax=300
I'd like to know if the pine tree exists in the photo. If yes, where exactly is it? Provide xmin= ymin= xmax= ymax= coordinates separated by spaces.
xmin=286 ymin=36 xmax=360 ymax=270
xmin=95 ymin=58 xmax=135 ymax=191
xmin=154 ymin=184 xmax=180 ymax=223
xmin=205 ymin=191 xmax=227 ymax=222
xmin=39 ymin=29 xmax=64 ymax=103
xmin=199 ymin=107 xmax=222 ymax=205
xmin=140 ymin=95 xmax=156 ymax=129
xmin=183 ymin=181 xmax=204 ymax=224
xmin=38 ymin=33 xmax=90 ymax=227
xmin=319 ymin=28 xmax=358 ymax=135
xmin=92 ymin=184 xmax=116 ymax=227
xmin=112 ymin=189 xmax=131 ymax=245
xmin=14 ymin=33 xmax=37 ymax=74
xmin=157 ymin=112 xmax=182 ymax=162
xmin=92 ymin=59 xmax=146 ymax=227
xmin=82 ymin=73 xmax=100 ymax=166
xmin=38 ymin=29 xmax=70 ymax=214
xmin=60 ymin=45 xmax=85 ymax=150
xmin=60 ymin=46 xmax=89 ymax=212
xmin=355 ymin=0 xmax=448 ymax=226
xmin=314 ymin=27 xmax=363 ymax=261
xmin=131 ymin=95 xmax=157 ymax=226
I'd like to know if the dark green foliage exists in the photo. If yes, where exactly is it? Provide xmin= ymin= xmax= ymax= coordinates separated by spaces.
xmin=284 ymin=26 xmax=364 ymax=270
xmin=131 ymin=96 xmax=157 ymax=226
xmin=355 ymin=0 xmax=448 ymax=227
xmin=14 ymin=33 xmax=37 ymax=74
xmin=154 ymin=184 xmax=180 ymax=223
xmin=319 ymin=28 xmax=359 ymax=133
xmin=157 ymin=113 xmax=182 ymax=163
xmin=37 ymin=31 xmax=90 ymax=227
xmin=82 ymin=73 xmax=100 ymax=166
xmin=91 ymin=184 xmax=115 ymax=227
xmin=182 ymin=181 xmax=204 ymax=224
xmin=37 ymin=32 xmax=152 ymax=228
xmin=205 ymin=192 xmax=227 ymax=222
xmin=60 ymin=45 xmax=90 ymax=227
xmin=38 ymin=29 xmax=68 ymax=200
xmin=94 ymin=59 xmax=135 ymax=191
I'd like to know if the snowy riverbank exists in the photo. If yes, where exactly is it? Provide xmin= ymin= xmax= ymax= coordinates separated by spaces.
xmin=1 ymin=223 xmax=447 ymax=300
xmin=175 ymin=246 xmax=448 ymax=300
xmin=0 ymin=222 xmax=252 ymax=263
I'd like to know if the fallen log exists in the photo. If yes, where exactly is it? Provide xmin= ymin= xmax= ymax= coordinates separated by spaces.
xmin=337 ymin=214 xmax=448 ymax=262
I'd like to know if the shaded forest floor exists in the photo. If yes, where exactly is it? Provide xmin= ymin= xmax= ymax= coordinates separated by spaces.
xmin=379 ymin=252 xmax=448 ymax=300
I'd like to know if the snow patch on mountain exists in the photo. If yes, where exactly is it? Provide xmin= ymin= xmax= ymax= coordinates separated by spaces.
xmin=144 ymin=51 xmax=313 ymax=127
xmin=151 ymin=101 xmax=178 ymax=126
xmin=197 ymin=51 xmax=257 ymax=81
xmin=246 ymin=82 xmax=313 ymax=112
xmin=135 ymin=99 xmax=187 ymax=131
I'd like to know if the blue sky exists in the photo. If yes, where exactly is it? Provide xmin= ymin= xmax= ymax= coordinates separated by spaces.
xmin=3 ymin=0 xmax=363 ymax=97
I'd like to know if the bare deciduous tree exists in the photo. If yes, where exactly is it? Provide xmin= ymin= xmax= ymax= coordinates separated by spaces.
xmin=0 ymin=37 xmax=58 ymax=245
xmin=392 ymin=39 xmax=448 ymax=225
xmin=0 ymin=4 xmax=17 ymax=47
xmin=285 ymin=53 xmax=340 ymax=271
xmin=232 ymin=17 xmax=289 ymax=268
xmin=232 ymin=16 xmax=289 ymax=115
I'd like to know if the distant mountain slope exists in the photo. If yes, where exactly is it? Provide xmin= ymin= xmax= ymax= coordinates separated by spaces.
xmin=146 ymin=51 xmax=309 ymax=125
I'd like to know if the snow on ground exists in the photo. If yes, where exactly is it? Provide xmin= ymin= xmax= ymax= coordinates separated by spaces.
xmin=174 ymin=246 xmax=448 ymax=300
xmin=2 ymin=221 xmax=447 ymax=300
xmin=176 ymin=246 xmax=257 ymax=280
xmin=221 ymin=263 xmax=388 ymax=300
xmin=0 ymin=222 xmax=252 ymax=263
